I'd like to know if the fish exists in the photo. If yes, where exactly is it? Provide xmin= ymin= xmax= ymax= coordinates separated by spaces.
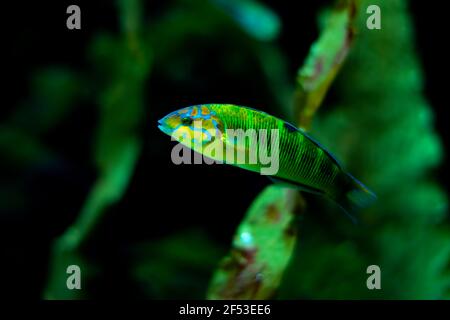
xmin=158 ymin=103 xmax=376 ymax=219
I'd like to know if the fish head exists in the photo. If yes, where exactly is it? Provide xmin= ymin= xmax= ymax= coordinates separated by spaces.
xmin=158 ymin=104 xmax=224 ymax=150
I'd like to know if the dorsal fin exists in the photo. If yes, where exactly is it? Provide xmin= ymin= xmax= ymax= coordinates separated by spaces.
xmin=283 ymin=121 xmax=298 ymax=133
xmin=283 ymin=121 xmax=342 ymax=169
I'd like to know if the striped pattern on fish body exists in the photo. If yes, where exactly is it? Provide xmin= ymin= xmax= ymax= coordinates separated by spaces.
xmin=207 ymin=104 xmax=341 ymax=196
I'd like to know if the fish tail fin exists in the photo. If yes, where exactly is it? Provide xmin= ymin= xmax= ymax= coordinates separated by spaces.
xmin=331 ymin=173 xmax=377 ymax=223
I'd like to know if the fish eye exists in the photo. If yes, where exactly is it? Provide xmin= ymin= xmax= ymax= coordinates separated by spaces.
xmin=181 ymin=117 xmax=193 ymax=126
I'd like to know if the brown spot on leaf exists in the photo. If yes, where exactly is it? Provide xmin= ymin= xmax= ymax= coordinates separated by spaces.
xmin=284 ymin=221 xmax=298 ymax=240
xmin=265 ymin=204 xmax=281 ymax=223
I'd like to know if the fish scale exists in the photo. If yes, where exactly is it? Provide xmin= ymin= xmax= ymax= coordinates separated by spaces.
xmin=210 ymin=104 xmax=340 ymax=195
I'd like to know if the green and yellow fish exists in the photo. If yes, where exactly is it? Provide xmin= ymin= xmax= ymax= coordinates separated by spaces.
xmin=158 ymin=104 xmax=376 ymax=219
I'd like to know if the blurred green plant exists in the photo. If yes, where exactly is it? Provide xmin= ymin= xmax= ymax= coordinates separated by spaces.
xmin=279 ymin=0 xmax=450 ymax=299
xmin=212 ymin=0 xmax=281 ymax=41
xmin=207 ymin=187 xmax=302 ymax=299
xmin=293 ymin=0 xmax=357 ymax=129
xmin=44 ymin=0 xmax=152 ymax=299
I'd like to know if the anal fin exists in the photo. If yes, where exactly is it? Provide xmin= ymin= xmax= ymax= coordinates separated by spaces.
xmin=268 ymin=176 xmax=324 ymax=195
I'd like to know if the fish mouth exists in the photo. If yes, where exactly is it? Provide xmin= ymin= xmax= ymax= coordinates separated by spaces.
xmin=157 ymin=118 xmax=174 ymax=136
xmin=157 ymin=119 xmax=165 ymax=131
xmin=157 ymin=119 xmax=163 ymax=130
